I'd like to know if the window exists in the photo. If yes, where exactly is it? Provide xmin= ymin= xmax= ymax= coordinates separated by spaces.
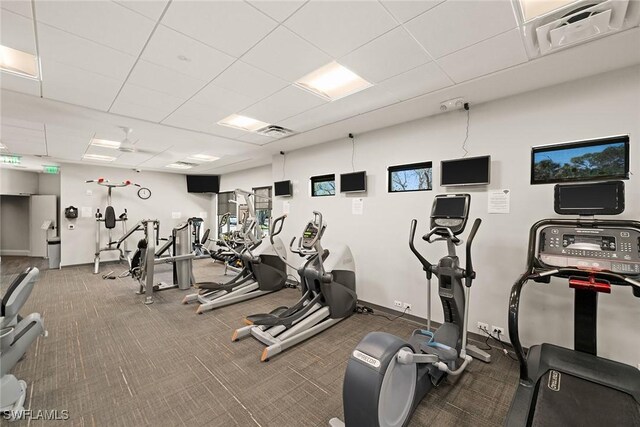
xmin=388 ymin=161 xmax=433 ymax=193
xmin=252 ymin=186 xmax=272 ymax=235
xmin=217 ymin=191 xmax=237 ymax=238
xmin=311 ymin=174 xmax=336 ymax=197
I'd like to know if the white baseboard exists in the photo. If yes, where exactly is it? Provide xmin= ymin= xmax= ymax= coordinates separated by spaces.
xmin=0 ymin=250 xmax=31 ymax=256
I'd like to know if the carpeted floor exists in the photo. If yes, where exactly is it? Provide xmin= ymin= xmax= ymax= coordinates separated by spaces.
xmin=2 ymin=257 xmax=519 ymax=426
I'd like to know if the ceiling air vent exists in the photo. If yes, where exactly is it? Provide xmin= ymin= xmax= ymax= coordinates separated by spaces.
xmin=256 ymin=125 xmax=295 ymax=138
xmin=520 ymin=0 xmax=640 ymax=58
xmin=176 ymin=161 xmax=198 ymax=167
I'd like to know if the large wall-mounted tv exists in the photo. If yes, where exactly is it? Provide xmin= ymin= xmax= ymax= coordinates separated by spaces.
xmin=531 ymin=135 xmax=629 ymax=185
xmin=441 ymin=155 xmax=490 ymax=186
xmin=340 ymin=171 xmax=366 ymax=193
xmin=274 ymin=180 xmax=292 ymax=197
xmin=186 ymin=175 xmax=219 ymax=193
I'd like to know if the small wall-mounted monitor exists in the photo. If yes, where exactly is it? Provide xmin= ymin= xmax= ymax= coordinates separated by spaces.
xmin=186 ymin=175 xmax=219 ymax=193
xmin=531 ymin=135 xmax=629 ymax=185
xmin=274 ymin=180 xmax=292 ymax=197
xmin=554 ymin=181 xmax=625 ymax=215
xmin=440 ymin=155 xmax=490 ymax=186
xmin=340 ymin=171 xmax=367 ymax=193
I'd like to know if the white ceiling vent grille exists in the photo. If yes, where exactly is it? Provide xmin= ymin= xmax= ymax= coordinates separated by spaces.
xmin=175 ymin=161 xmax=198 ymax=167
xmin=256 ymin=125 xmax=296 ymax=138
xmin=520 ymin=0 xmax=640 ymax=58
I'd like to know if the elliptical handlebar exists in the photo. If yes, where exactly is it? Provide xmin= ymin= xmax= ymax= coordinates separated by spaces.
xmin=464 ymin=218 xmax=482 ymax=287
xmin=423 ymin=227 xmax=461 ymax=245
xmin=269 ymin=214 xmax=287 ymax=245
xmin=409 ymin=219 xmax=432 ymax=273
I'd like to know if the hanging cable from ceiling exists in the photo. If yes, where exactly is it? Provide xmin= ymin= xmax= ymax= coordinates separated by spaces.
xmin=349 ymin=133 xmax=356 ymax=172
xmin=461 ymin=103 xmax=470 ymax=158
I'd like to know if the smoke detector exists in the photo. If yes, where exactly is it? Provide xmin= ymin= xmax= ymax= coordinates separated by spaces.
xmin=440 ymin=98 xmax=465 ymax=112
xmin=257 ymin=125 xmax=295 ymax=138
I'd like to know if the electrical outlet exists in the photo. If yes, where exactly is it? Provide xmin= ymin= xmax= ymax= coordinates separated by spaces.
xmin=477 ymin=321 xmax=489 ymax=332
xmin=403 ymin=303 xmax=412 ymax=311
xmin=67 ymin=224 xmax=75 ymax=230
xmin=492 ymin=326 xmax=505 ymax=336
xmin=394 ymin=300 xmax=402 ymax=308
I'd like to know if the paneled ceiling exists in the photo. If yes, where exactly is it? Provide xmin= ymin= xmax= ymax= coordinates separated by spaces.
xmin=1 ymin=0 xmax=639 ymax=174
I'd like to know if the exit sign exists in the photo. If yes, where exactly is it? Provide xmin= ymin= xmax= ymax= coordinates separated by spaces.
xmin=1 ymin=155 xmax=20 ymax=164
xmin=43 ymin=165 xmax=60 ymax=174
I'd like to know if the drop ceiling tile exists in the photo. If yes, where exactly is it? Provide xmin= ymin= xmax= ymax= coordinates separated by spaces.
xmin=240 ymin=85 xmax=327 ymax=123
xmin=235 ymin=132 xmax=275 ymax=145
xmin=212 ymin=61 xmax=288 ymax=102
xmin=2 ymin=118 xmax=43 ymax=131
xmin=380 ymin=0 xmax=445 ymax=23
xmin=340 ymin=27 xmax=432 ymax=83
xmin=1 ymin=125 xmax=44 ymax=142
xmin=1 ymin=0 xmax=33 ymax=19
xmin=35 ymin=0 xmax=155 ymax=56
xmin=437 ymin=29 xmax=528 ymax=83
xmin=126 ymin=60 xmax=206 ymax=100
xmin=161 ymin=0 xmax=277 ymax=57
xmin=242 ymin=26 xmax=331 ymax=82
xmin=113 ymin=151 xmax=157 ymax=166
xmin=45 ymin=133 xmax=88 ymax=159
xmin=284 ymin=0 xmax=397 ymax=57
xmin=377 ymin=61 xmax=453 ymax=101
xmin=111 ymin=83 xmax=185 ymax=122
xmin=114 ymin=0 xmax=169 ymax=21
xmin=142 ymin=25 xmax=235 ymax=82
xmin=190 ymin=83 xmax=255 ymax=113
xmin=0 ymin=73 xmax=40 ymax=96
xmin=9 ymin=141 xmax=45 ymax=155
xmin=38 ymin=23 xmax=136 ymax=80
xmin=247 ymin=0 xmax=305 ymax=22
xmin=162 ymin=100 xmax=246 ymax=138
xmin=41 ymin=59 xmax=122 ymax=111
xmin=405 ymin=0 xmax=518 ymax=59
xmin=1 ymin=9 xmax=37 ymax=54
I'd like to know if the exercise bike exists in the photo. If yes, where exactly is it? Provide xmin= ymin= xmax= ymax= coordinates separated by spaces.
xmin=330 ymin=194 xmax=488 ymax=427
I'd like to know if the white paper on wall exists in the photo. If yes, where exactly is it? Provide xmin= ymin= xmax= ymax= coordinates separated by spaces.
xmin=172 ymin=212 xmax=182 ymax=219
xmin=81 ymin=207 xmax=93 ymax=218
xmin=352 ymin=198 xmax=363 ymax=215
xmin=283 ymin=201 xmax=290 ymax=214
xmin=488 ymin=189 xmax=511 ymax=214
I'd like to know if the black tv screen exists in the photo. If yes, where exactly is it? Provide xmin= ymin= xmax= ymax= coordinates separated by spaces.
xmin=186 ymin=175 xmax=219 ymax=193
xmin=441 ymin=156 xmax=490 ymax=186
xmin=432 ymin=195 xmax=468 ymax=217
xmin=554 ymin=181 xmax=624 ymax=215
xmin=340 ymin=171 xmax=366 ymax=193
xmin=531 ymin=135 xmax=629 ymax=185
xmin=274 ymin=180 xmax=292 ymax=196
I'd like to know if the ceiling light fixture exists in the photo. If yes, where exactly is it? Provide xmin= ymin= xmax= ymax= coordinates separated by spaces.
xmin=295 ymin=61 xmax=372 ymax=101
xmin=0 ymin=45 xmax=39 ymax=79
xmin=166 ymin=162 xmax=194 ymax=170
xmin=91 ymin=138 xmax=121 ymax=149
xmin=518 ymin=0 xmax=579 ymax=21
xmin=218 ymin=114 xmax=270 ymax=133
xmin=187 ymin=154 xmax=220 ymax=162
xmin=83 ymin=154 xmax=116 ymax=162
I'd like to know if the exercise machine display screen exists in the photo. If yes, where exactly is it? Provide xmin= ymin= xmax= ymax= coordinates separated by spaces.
xmin=433 ymin=196 xmax=467 ymax=218
xmin=302 ymin=222 xmax=319 ymax=248
xmin=538 ymin=226 xmax=640 ymax=274
xmin=554 ymin=181 xmax=624 ymax=215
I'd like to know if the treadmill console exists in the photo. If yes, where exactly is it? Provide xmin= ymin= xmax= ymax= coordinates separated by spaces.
xmin=301 ymin=222 xmax=320 ymax=249
xmin=538 ymin=226 xmax=640 ymax=274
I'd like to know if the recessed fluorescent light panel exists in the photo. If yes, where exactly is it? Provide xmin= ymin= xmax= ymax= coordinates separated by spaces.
xmin=218 ymin=114 xmax=270 ymax=133
xmin=187 ymin=154 xmax=220 ymax=162
xmin=0 ymin=45 xmax=39 ymax=79
xmin=166 ymin=162 xmax=194 ymax=170
xmin=91 ymin=138 xmax=121 ymax=149
xmin=519 ymin=0 xmax=578 ymax=21
xmin=83 ymin=154 xmax=116 ymax=162
xmin=295 ymin=61 xmax=372 ymax=101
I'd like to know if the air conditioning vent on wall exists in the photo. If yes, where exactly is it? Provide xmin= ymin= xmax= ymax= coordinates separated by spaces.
xmin=256 ymin=125 xmax=295 ymax=138
xmin=521 ymin=0 xmax=640 ymax=58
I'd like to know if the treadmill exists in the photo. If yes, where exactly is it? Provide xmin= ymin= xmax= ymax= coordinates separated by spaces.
xmin=506 ymin=181 xmax=640 ymax=427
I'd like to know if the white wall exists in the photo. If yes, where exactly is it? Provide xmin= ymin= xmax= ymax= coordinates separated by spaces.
xmin=219 ymin=164 xmax=272 ymax=193
xmin=0 ymin=195 xmax=30 ymax=255
xmin=255 ymin=65 xmax=639 ymax=366
xmin=0 ymin=169 xmax=38 ymax=195
xmin=38 ymin=173 xmax=61 ymax=196
xmin=59 ymin=164 xmax=214 ymax=267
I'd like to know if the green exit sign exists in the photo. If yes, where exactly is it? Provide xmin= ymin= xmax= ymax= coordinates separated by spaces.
xmin=43 ymin=165 xmax=60 ymax=174
xmin=1 ymin=155 xmax=21 ymax=164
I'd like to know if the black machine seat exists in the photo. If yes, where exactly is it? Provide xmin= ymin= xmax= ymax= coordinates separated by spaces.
xmin=104 ymin=205 xmax=116 ymax=229
xmin=507 ymin=343 xmax=640 ymax=426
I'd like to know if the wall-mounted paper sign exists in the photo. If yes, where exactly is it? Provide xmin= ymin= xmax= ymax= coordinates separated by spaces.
xmin=352 ymin=198 xmax=364 ymax=215
xmin=283 ymin=201 xmax=290 ymax=214
xmin=488 ymin=189 xmax=510 ymax=214
xmin=81 ymin=207 xmax=93 ymax=218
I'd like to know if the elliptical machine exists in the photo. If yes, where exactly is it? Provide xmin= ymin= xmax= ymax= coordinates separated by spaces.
xmin=330 ymin=194 xmax=488 ymax=427
xmin=232 ymin=211 xmax=357 ymax=362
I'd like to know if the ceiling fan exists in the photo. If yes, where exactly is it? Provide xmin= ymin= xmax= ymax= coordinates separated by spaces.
xmin=113 ymin=126 xmax=164 ymax=156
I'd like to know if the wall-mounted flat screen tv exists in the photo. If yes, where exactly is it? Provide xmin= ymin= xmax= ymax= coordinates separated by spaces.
xmin=274 ymin=180 xmax=292 ymax=197
xmin=186 ymin=175 xmax=219 ymax=193
xmin=531 ymin=135 xmax=629 ymax=185
xmin=554 ymin=181 xmax=625 ymax=215
xmin=340 ymin=171 xmax=366 ymax=193
xmin=441 ymin=155 xmax=490 ymax=186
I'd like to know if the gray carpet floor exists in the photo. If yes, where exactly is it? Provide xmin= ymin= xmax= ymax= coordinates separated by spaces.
xmin=1 ymin=256 xmax=519 ymax=426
